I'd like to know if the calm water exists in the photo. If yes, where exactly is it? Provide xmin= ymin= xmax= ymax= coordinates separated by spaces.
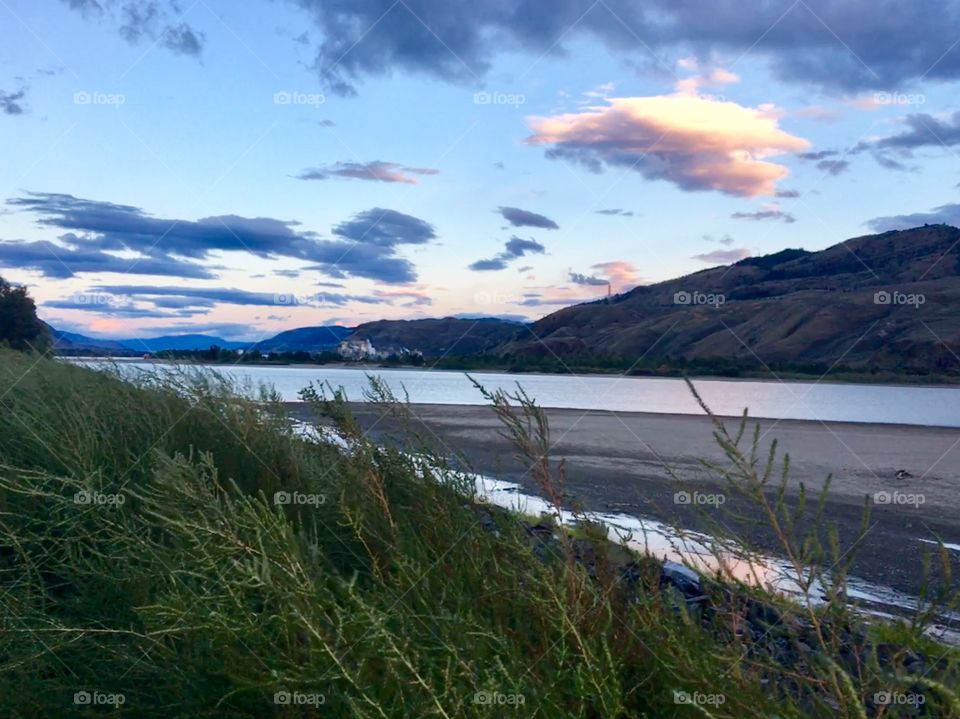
xmin=69 ymin=360 xmax=960 ymax=428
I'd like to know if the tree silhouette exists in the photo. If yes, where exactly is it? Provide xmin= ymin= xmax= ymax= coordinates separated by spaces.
xmin=0 ymin=276 xmax=50 ymax=352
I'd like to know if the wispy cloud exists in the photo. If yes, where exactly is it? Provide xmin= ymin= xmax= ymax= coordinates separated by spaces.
xmin=691 ymin=248 xmax=751 ymax=264
xmin=91 ymin=284 xmax=387 ymax=307
xmin=731 ymin=204 xmax=796 ymax=223
xmin=66 ymin=0 xmax=206 ymax=58
xmin=568 ymin=260 xmax=639 ymax=291
xmin=867 ymin=203 xmax=960 ymax=231
xmin=295 ymin=161 xmax=439 ymax=184
xmin=0 ymin=89 xmax=28 ymax=115
xmin=469 ymin=236 xmax=546 ymax=271
xmin=2 ymin=193 xmax=434 ymax=284
xmin=498 ymin=206 xmax=559 ymax=230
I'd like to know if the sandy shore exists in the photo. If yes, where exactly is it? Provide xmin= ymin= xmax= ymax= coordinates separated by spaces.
xmin=286 ymin=402 xmax=960 ymax=596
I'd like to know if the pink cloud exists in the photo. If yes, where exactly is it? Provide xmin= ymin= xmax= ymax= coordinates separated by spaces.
xmin=373 ymin=286 xmax=434 ymax=306
xmin=589 ymin=260 xmax=640 ymax=290
xmin=674 ymin=65 xmax=740 ymax=96
xmin=793 ymin=105 xmax=841 ymax=121
xmin=525 ymin=95 xmax=809 ymax=197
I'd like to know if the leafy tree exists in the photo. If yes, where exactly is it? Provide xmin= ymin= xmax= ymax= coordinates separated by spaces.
xmin=0 ymin=276 xmax=49 ymax=352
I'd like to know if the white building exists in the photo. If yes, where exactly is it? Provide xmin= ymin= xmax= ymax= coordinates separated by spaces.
xmin=337 ymin=338 xmax=376 ymax=360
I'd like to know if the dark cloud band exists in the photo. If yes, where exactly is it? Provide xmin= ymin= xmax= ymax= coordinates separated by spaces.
xmin=1 ymin=193 xmax=434 ymax=284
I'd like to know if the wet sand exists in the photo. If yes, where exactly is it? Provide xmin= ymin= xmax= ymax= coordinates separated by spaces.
xmin=286 ymin=402 xmax=960 ymax=597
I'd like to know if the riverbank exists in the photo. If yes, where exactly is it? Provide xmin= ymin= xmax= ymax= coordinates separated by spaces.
xmin=287 ymin=402 xmax=960 ymax=598
xmin=4 ymin=350 xmax=958 ymax=717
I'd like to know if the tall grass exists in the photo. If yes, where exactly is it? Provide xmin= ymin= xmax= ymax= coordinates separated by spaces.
xmin=0 ymin=351 xmax=956 ymax=717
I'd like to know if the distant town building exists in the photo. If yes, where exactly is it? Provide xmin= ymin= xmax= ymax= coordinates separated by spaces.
xmin=337 ymin=338 xmax=424 ymax=361
xmin=337 ymin=338 xmax=376 ymax=360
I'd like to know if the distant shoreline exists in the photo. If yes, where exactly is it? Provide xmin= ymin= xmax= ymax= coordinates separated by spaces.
xmin=63 ymin=355 xmax=960 ymax=390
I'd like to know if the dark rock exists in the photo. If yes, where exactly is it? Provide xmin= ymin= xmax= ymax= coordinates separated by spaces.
xmin=746 ymin=599 xmax=783 ymax=628
xmin=476 ymin=508 xmax=499 ymax=536
xmin=522 ymin=521 xmax=555 ymax=540
xmin=572 ymin=539 xmax=600 ymax=579
xmin=618 ymin=561 xmax=645 ymax=588
xmin=661 ymin=560 xmax=703 ymax=598
xmin=521 ymin=520 xmax=559 ymax=562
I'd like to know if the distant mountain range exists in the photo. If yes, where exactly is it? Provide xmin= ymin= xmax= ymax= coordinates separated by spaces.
xmin=49 ymin=225 xmax=960 ymax=376
xmin=48 ymin=319 xmax=520 ymax=356
xmin=48 ymin=329 xmax=130 ymax=353
xmin=49 ymin=328 xmax=252 ymax=354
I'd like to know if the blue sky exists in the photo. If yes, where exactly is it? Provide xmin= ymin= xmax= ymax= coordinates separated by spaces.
xmin=2 ymin=0 xmax=960 ymax=340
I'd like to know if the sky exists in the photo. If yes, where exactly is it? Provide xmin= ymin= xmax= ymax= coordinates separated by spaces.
xmin=2 ymin=0 xmax=960 ymax=341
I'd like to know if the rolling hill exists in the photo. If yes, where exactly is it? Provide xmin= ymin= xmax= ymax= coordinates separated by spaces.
xmin=252 ymin=325 xmax=353 ymax=353
xmin=350 ymin=317 xmax=524 ymax=356
xmin=48 ymin=330 xmax=251 ymax=354
xmin=47 ymin=326 xmax=135 ymax=354
xmin=496 ymin=224 xmax=960 ymax=375
xmin=119 ymin=335 xmax=252 ymax=352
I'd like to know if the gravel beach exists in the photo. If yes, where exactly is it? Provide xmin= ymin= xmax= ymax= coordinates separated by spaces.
xmin=286 ymin=401 xmax=960 ymax=597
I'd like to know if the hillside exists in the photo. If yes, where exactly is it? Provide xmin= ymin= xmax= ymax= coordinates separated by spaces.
xmin=351 ymin=317 xmax=524 ymax=356
xmin=498 ymin=225 xmax=960 ymax=375
xmin=46 ymin=326 xmax=136 ymax=355
xmin=119 ymin=335 xmax=251 ymax=352
xmin=252 ymin=325 xmax=352 ymax=353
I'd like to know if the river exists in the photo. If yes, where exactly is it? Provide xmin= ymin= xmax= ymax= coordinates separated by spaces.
xmin=67 ymin=360 xmax=960 ymax=428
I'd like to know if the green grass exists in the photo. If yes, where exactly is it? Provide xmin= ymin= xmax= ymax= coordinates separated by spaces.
xmin=0 ymin=351 xmax=957 ymax=717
